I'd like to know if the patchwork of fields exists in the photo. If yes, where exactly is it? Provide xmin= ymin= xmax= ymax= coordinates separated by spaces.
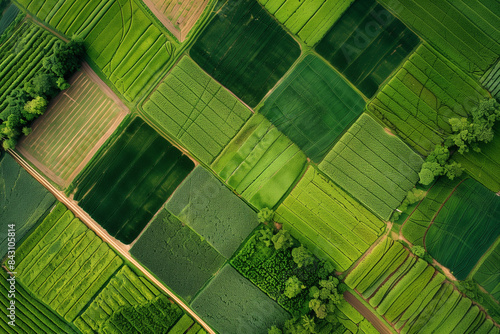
xmin=212 ymin=113 xmax=307 ymax=210
xmin=18 ymin=65 xmax=127 ymax=188
xmin=320 ymin=114 xmax=423 ymax=220
xmin=17 ymin=0 xmax=176 ymax=101
xmin=190 ymin=0 xmax=301 ymax=107
xmin=72 ymin=117 xmax=195 ymax=244
xmin=143 ymin=56 xmax=252 ymax=165
xmin=260 ymin=55 xmax=365 ymax=162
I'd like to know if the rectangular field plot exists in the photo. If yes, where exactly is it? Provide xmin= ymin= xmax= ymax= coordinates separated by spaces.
xmin=166 ymin=166 xmax=259 ymax=258
xmin=17 ymin=0 xmax=175 ymax=101
xmin=0 ymin=154 xmax=55 ymax=256
xmin=144 ymin=0 xmax=209 ymax=41
xmin=75 ymin=265 xmax=184 ymax=334
xmin=473 ymin=240 xmax=500 ymax=301
xmin=481 ymin=60 xmax=500 ymax=98
xmin=379 ymin=0 xmax=500 ymax=76
xmin=319 ymin=114 xmax=423 ymax=220
xmin=367 ymin=43 xmax=489 ymax=156
xmin=345 ymin=238 xmax=495 ymax=333
xmin=259 ymin=0 xmax=354 ymax=46
xmin=212 ymin=113 xmax=307 ymax=210
xmin=18 ymin=65 xmax=127 ymax=188
xmin=316 ymin=0 xmax=419 ymax=98
xmin=275 ymin=167 xmax=385 ymax=271
xmin=143 ymin=56 xmax=252 ymax=164
xmin=15 ymin=203 xmax=123 ymax=323
xmin=72 ymin=117 xmax=195 ymax=244
xmin=191 ymin=265 xmax=290 ymax=334
xmin=425 ymin=179 xmax=500 ymax=280
xmin=190 ymin=0 xmax=300 ymax=107
xmin=131 ymin=209 xmax=226 ymax=301
xmin=0 ymin=3 xmax=20 ymax=34
xmin=0 ymin=270 xmax=76 ymax=334
xmin=260 ymin=55 xmax=365 ymax=162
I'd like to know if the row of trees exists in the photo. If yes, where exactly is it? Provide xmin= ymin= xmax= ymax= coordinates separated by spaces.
xmin=0 ymin=39 xmax=85 ymax=150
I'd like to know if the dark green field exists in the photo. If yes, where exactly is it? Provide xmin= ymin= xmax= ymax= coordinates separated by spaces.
xmin=190 ymin=0 xmax=300 ymax=107
xmin=73 ymin=118 xmax=195 ymax=244
xmin=316 ymin=0 xmax=419 ymax=98
xmin=260 ymin=55 xmax=365 ymax=162
xmin=426 ymin=179 xmax=500 ymax=280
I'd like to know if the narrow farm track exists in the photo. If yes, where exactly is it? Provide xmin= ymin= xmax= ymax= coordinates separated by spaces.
xmin=343 ymin=292 xmax=392 ymax=334
xmin=8 ymin=150 xmax=216 ymax=334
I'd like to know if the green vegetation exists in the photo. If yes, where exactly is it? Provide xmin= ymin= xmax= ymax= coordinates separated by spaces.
xmin=481 ymin=60 xmax=499 ymax=98
xmin=18 ymin=68 xmax=126 ymax=187
xmin=260 ymin=55 xmax=365 ymax=162
xmin=143 ymin=56 xmax=251 ymax=164
xmin=335 ymin=296 xmax=378 ymax=334
xmin=259 ymin=0 xmax=354 ymax=46
xmin=426 ymin=178 xmax=500 ymax=280
xmin=0 ymin=3 xmax=19 ymax=34
xmin=368 ymin=43 xmax=489 ymax=155
xmin=473 ymin=240 xmax=500 ymax=301
xmin=190 ymin=0 xmax=300 ymax=107
xmin=378 ymin=0 xmax=500 ymax=76
xmin=130 ymin=209 xmax=226 ymax=301
xmin=320 ymin=114 xmax=423 ymax=220
xmin=166 ymin=166 xmax=259 ymax=258
xmin=212 ymin=113 xmax=307 ymax=210
xmin=16 ymin=0 xmax=175 ymax=101
xmin=275 ymin=167 xmax=385 ymax=271
xmin=15 ymin=203 xmax=123 ymax=322
xmin=191 ymin=264 xmax=290 ymax=333
xmin=0 ymin=154 xmax=55 ymax=255
xmin=72 ymin=117 xmax=194 ymax=244
xmin=316 ymin=0 xmax=419 ymax=98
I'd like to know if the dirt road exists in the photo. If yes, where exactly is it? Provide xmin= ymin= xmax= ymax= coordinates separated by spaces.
xmin=8 ymin=150 xmax=216 ymax=334
xmin=344 ymin=291 xmax=393 ymax=334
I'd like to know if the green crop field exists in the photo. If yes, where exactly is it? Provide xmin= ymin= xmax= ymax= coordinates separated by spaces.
xmin=166 ymin=166 xmax=259 ymax=258
xmin=72 ymin=117 xmax=194 ymax=244
xmin=18 ymin=67 xmax=127 ymax=188
xmin=142 ymin=56 xmax=252 ymax=164
xmin=368 ymin=43 xmax=489 ymax=155
xmin=0 ymin=154 xmax=55 ymax=256
xmin=320 ymin=114 xmax=423 ymax=220
xmin=190 ymin=0 xmax=300 ymax=107
xmin=15 ymin=203 xmax=123 ymax=322
xmin=0 ymin=269 xmax=76 ymax=333
xmin=473 ymin=240 xmax=500 ymax=301
xmin=275 ymin=167 xmax=385 ymax=271
xmin=316 ymin=0 xmax=419 ymax=98
xmin=401 ymin=175 xmax=464 ymax=247
xmin=378 ymin=0 xmax=500 ymax=76
xmin=425 ymin=179 xmax=500 ymax=280
xmin=0 ymin=3 xmax=19 ymax=34
xmin=16 ymin=0 xmax=175 ymax=101
xmin=482 ymin=60 xmax=499 ymax=98
xmin=336 ymin=295 xmax=379 ymax=334
xmin=212 ymin=113 xmax=307 ymax=210
xmin=191 ymin=264 xmax=290 ymax=334
xmin=259 ymin=0 xmax=354 ymax=46
xmin=260 ymin=55 xmax=365 ymax=162
xmin=131 ymin=209 xmax=226 ymax=301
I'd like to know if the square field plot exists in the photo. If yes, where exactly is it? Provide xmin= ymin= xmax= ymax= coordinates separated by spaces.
xmin=131 ymin=209 xmax=226 ymax=301
xmin=319 ymin=114 xmax=423 ymax=220
xmin=426 ymin=179 xmax=500 ymax=280
xmin=191 ymin=265 xmax=290 ymax=334
xmin=166 ymin=166 xmax=259 ymax=258
xmin=316 ymin=0 xmax=419 ymax=98
xmin=18 ymin=65 xmax=127 ymax=188
xmin=143 ymin=56 xmax=252 ymax=165
xmin=72 ymin=117 xmax=195 ymax=244
xmin=190 ymin=0 xmax=301 ymax=107
xmin=260 ymin=54 xmax=365 ymax=162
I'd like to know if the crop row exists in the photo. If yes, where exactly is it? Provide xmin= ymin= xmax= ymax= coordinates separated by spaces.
xmin=276 ymin=167 xmax=384 ymax=271
xmin=473 ymin=241 xmax=500 ymax=301
xmin=212 ymin=113 xmax=307 ymax=210
xmin=320 ymin=113 xmax=423 ymax=220
xmin=481 ymin=59 xmax=499 ymax=98
xmin=336 ymin=296 xmax=379 ymax=334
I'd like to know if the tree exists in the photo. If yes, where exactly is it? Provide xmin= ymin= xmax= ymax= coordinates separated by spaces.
xmin=411 ymin=245 xmax=425 ymax=258
xmin=24 ymin=72 xmax=58 ymax=98
xmin=272 ymin=229 xmax=293 ymax=250
xmin=43 ymin=39 xmax=85 ymax=78
xmin=258 ymin=208 xmax=275 ymax=223
xmin=302 ymin=315 xmax=316 ymax=333
xmin=56 ymin=77 xmax=70 ymax=90
xmin=24 ymin=96 xmax=48 ymax=115
xmin=2 ymin=138 xmax=16 ymax=150
xmin=444 ymin=161 xmax=463 ymax=180
xmin=292 ymin=246 xmax=314 ymax=268
xmin=268 ymin=326 xmax=283 ymax=334
xmin=22 ymin=127 xmax=32 ymax=136
xmin=284 ymin=276 xmax=306 ymax=299
xmin=259 ymin=227 xmax=273 ymax=247
xmin=317 ymin=261 xmax=335 ymax=280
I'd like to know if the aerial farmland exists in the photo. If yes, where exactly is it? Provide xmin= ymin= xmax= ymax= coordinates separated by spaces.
xmin=0 ymin=0 xmax=499 ymax=333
